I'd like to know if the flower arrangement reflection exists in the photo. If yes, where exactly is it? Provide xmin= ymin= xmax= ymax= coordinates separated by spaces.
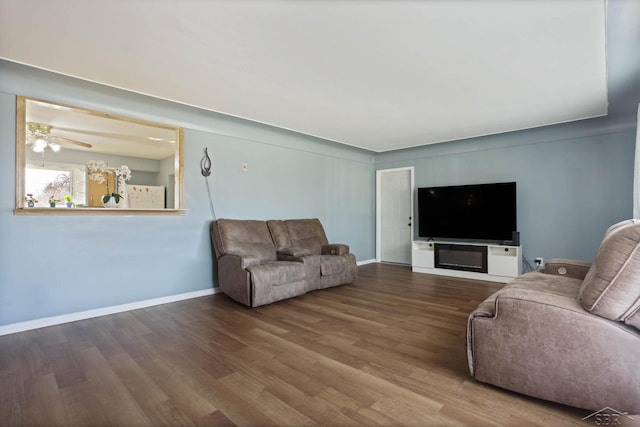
xmin=25 ymin=193 xmax=38 ymax=207
xmin=87 ymin=160 xmax=132 ymax=205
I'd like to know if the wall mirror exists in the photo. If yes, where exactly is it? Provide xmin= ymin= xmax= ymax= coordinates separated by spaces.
xmin=15 ymin=96 xmax=184 ymax=214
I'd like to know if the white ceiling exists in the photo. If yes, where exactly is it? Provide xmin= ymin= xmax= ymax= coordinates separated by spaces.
xmin=0 ymin=0 xmax=608 ymax=152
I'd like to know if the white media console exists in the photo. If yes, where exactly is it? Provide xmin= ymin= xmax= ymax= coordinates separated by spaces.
xmin=412 ymin=240 xmax=521 ymax=283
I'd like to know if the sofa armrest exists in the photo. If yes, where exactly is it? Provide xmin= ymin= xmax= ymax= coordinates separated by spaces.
xmin=544 ymin=258 xmax=591 ymax=280
xmin=278 ymin=247 xmax=312 ymax=258
xmin=217 ymin=253 xmax=252 ymax=306
xmin=276 ymin=253 xmax=321 ymax=290
xmin=489 ymin=286 xmax=639 ymax=334
xmin=468 ymin=284 xmax=586 ymax=325
xmin=495 ymin=287 xmax=587 ymax=315
xmin=468 ymin=285 xmax=640 ymax=368
xmin=467 ymin=286 xmax=640 ymax=411
xmin=321 ymin=244 xmax=349 ymax=256
xmin=225 ymin=251 xmax=261 ymax=269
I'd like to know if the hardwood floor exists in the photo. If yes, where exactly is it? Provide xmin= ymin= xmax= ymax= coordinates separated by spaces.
xmin=0 ymin=263 xmax=590 ymax=426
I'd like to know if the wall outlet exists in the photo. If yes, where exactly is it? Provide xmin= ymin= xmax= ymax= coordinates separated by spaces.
xmin=241 ymin=162 xmax=248 ymax=172
xmin=534 ymin=257 xmax=544 ymax=267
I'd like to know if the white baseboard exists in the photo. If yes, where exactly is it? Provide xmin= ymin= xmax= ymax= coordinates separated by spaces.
xmin=0 ymin=287 xmax=220 ymax=337
xmin=2 ymin=260 xmax=377 ymax=336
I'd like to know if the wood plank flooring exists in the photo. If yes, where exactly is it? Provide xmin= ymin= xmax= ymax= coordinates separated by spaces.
xmin=0 ymin=263 xmax=591 ymax=426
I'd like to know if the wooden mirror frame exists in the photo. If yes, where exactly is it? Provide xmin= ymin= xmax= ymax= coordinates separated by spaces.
xmin=15 ymin=96 xmax=185 ymax=215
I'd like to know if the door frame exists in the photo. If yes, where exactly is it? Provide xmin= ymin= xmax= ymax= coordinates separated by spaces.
xmin=376 ymin=166 xmax=415 ymax=263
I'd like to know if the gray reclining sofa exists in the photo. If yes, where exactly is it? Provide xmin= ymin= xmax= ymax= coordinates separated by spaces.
xmin=467 ymin=219 xmax=640 ymax=413
xmin=210 ymin=218 xmax=357 ymax=307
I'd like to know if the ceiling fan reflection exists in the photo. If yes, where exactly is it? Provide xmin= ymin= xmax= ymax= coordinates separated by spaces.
xmin=26 ymin=122 xmax=93 ymax=153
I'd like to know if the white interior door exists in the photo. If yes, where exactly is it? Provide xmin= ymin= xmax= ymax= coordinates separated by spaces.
xmin=378 ymin=168 xmax=413 ymax=264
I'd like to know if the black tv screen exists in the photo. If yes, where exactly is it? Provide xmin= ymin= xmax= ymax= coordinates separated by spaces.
xmin=418 ymin=182 xmax=517 ymax=242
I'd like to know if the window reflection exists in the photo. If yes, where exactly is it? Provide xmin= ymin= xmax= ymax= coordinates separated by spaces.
xmin=25 ymin=168 xmax=75 ymax=207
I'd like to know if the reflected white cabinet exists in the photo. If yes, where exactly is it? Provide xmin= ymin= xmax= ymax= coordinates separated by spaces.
xmin=127 ymin=185 xmax=165 ymax=209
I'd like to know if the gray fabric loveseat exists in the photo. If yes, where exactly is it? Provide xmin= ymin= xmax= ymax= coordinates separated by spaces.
xmin=467 ymin=219 xmax=640 ymax=413
xmin=210 ymin=218 xmax=357 ymax=307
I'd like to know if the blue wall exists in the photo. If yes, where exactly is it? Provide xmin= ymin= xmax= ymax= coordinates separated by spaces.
xmin=0 ymin=60 xmax=376 ymax=326
xmin=375 ymin=117 xmax=636 ymax=265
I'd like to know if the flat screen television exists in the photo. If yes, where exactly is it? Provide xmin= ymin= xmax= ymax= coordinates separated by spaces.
xmin=418 ymin=182 xmax=517 ymax=243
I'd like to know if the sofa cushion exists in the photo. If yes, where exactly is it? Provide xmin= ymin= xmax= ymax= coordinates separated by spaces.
xmin=250 ymin=263 xmax=309 ymax=307
xmin=320 ymin=255 xmax=349 ymax=276
xmin=283 ymin=219 xmax=329 ymax=255
xmin=266 ymin=220 xmax=291 ymax=251
xmin=579 ymin=219 xmax=640 ymax=328
xmin=600 ymin=219 xmax=640 ymax=247
xmin=247 ymin=261 xmax=306 ymax=286
xmin=215 ymin=219 xmax=277 ymax=263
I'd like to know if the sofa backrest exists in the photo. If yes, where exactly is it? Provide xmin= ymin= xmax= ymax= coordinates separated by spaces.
xmin=268 ymin=219 xmax=329 ymax=255
xmin=579 ymin=219 xmax=640 ymax=330
xmin=286 ymin=219 xmax=330 ymax=254
xmin=211 ymin=219 xmax=277 ymax=263
xmin=266 ymin=220 xmax=291 ymax=252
